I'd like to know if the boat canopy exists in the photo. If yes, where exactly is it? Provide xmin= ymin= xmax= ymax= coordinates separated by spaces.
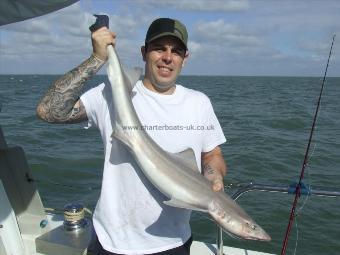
xmin=0 ymin=0 xmax=79 ymax=26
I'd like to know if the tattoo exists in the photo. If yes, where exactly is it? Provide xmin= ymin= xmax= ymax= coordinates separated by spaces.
xmin=203 ymin=162 xmax=224 ymax=191
xmin=37 ymin=54 xmax=104 ymax=123
xmin=203 ymin=163 xmax=216 ymax=176
xmin=203 ymin=164 xmax=216 ymax=175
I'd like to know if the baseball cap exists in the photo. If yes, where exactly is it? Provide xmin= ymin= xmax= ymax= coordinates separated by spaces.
xmin=145 ymin=18 xmax=188 ymax=50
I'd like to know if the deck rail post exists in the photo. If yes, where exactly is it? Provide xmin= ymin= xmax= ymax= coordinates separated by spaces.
xmin=216 ymin=226 xmax=224 ymax=255
xmin=214 ymin=181 xmax=340 ymax=254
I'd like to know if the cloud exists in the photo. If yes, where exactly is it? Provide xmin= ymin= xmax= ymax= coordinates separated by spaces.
xmin=194 ymin=19 xmax=262 ymax=48
xmin=0 ymin=2 xmax=146 ymax=74
xmin=135 ymin=0 xmax=249 ymax=12
xmin=2 ymin=19 xmax=50 ymax=34
xmin=297 ymin=40 xmax=331 ymax=53
xmin=0 ymin=0 xmax=339 ymax=76
xmin=109 ymin=14 xmax=140 ymax=39
xmin=0 ymin=3 xmax=91 ymax=73
xmin=188 ymin=41 xmax=202 ymax=54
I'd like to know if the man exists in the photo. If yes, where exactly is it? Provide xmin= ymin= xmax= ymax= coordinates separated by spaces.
xmin=37 ymin=18 xmax=227 ymax=255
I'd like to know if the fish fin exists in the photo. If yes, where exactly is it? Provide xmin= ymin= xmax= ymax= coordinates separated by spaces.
xmin=111 ymin=122 xmax=133 ymax=149
xmin=172 ymin=148 xmax=199 ymax=172
xmin=124 ymin=67 xmax=143 ymax=92
xmin=164 ymin=198 xmax=208 ymax=212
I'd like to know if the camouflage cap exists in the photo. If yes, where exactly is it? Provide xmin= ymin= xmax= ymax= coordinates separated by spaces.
xmin=145 ymin=18 xmax=188 ymax=50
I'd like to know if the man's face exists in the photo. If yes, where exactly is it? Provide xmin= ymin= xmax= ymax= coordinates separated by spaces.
xmin=141 ymin=36 xmax=188 ymax=93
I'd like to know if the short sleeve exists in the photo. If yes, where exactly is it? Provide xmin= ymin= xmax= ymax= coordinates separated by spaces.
xmin=201 ymin=97 xmax=226 ymax=152
xmin=80 ymin=83 xmax=106 ymax=129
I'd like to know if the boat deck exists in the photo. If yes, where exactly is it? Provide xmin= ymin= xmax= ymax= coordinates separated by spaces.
xmin=0 ymin=126 xmax=275 ymax=255
xmin=191 ymin=241 xmax=274 ymax=255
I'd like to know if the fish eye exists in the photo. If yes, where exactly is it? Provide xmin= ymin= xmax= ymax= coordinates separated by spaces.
xmin=245 ymin=221 xmax=257 ymax=230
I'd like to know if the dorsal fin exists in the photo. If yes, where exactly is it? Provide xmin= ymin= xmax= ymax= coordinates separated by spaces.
xmin=124 ymin=67 xmax=143 ymax=92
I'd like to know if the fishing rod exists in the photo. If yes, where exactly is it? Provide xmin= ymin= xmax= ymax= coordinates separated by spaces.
xmin=281 ymin=34 xmax=336 ymax=255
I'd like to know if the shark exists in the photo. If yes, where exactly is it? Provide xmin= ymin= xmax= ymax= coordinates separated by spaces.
xmin=106 ymin=45 xmax=271 ymax=241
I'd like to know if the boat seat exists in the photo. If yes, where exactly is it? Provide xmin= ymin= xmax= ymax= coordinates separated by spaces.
xmin=0 ymin=126 xmax=47 ymax=236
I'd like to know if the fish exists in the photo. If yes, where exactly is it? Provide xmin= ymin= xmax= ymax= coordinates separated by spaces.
xmin=106 ymin=45 xmax=271 ymax=241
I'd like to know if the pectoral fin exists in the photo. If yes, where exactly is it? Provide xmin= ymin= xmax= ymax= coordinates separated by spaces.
xmin=163 ymin=198 xmax=208 ymax=212
xmin=172 ymin=148 xmax=199 ymax=172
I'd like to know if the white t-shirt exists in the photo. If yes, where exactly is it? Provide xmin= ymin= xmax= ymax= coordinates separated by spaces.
xmin=80 ymin=80 xmax=226 ymax=254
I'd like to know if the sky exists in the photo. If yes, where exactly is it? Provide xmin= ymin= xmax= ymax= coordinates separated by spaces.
xmin=0 ymin=0 xmax=339 ymax=76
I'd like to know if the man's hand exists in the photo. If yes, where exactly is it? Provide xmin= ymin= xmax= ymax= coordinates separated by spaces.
xmin=202 ymin=146 xmax=227 ymax=192
xmin=91 ymin=27 xmax=116 ymax=61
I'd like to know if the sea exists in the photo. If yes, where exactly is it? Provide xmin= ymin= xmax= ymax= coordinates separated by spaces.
xmin=1 ymin=74 xmax=339 ymax=255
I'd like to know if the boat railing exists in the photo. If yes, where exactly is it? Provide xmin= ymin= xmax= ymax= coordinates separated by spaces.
xmin=216 ymin=181 xmax=340 ymax=255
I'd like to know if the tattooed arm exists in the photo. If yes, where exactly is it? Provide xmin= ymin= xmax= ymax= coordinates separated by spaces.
xmin=36 ymin=27 xmax=116 ymax=124
xmin=36 ymin=55 xmax=105 ymax=123
xmin=202 ymin=146 xmax=227 ymax=192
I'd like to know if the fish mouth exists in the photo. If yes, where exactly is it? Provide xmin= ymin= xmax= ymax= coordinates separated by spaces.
xmin=243 ymin=232 xmax=271 ymax=241
xmin=246 ymin=235 xmax=271 ymax=241
xmin=224 ymin=229 xmax=271 ymax=242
